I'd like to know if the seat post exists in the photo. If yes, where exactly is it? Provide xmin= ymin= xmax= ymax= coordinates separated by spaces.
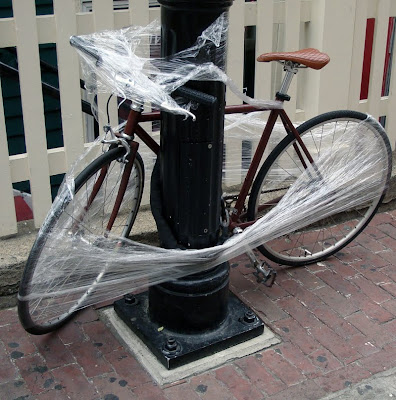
xmin=278 ymin=61 xmax=299 ymax=97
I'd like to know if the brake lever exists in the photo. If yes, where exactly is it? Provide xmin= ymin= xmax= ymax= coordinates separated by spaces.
xmin=101 ymin=125 xmax=130 ymax=164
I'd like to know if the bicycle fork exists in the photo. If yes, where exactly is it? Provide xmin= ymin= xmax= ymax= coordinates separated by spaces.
xmin=105 ymin=141 xmax=139 ymax=235
xmin=72 ymin=141 xmax=139 ymax=237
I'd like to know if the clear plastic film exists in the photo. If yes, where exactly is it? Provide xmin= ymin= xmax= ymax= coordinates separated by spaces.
xmin=72 ymin=14 xmax=282 ymax=120
xmin=19 ymin=116 xmax=391 ymax=326
xmin=223 ymin=112 xmax=290 ymax=186
xmin=126 ymin=112 xmax=288 ymax=194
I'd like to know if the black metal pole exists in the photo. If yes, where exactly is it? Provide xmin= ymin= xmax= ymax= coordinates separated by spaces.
xmin=158 ymin=0 xmax=232 ymax=250
xmin=148 ymin=0 xmax=233 ymax=332
xmin=114 ymin=1 xmax=264 ymax=369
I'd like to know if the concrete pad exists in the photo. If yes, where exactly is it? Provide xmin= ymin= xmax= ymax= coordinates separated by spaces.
xmin=100 ymin=307 xmax=280 ymax=386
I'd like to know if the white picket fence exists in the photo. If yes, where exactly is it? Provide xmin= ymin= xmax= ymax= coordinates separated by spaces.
xmin=0 ymin=0 xmax=395 ymax=237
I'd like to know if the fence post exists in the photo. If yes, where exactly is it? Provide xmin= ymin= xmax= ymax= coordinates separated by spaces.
xmin=303 ymin=0 xmax=356 ymax=118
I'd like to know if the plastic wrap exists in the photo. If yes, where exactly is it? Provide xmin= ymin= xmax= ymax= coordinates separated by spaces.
xmin=223 ymin=112 xmax=290 ymax=186
xmin=19 ymin=116 xmax=391 ymax=325
xmin=132 ymin=112 xmax=289 ymax=197
xmin=72 ymin=14 xmax=282 ymax=120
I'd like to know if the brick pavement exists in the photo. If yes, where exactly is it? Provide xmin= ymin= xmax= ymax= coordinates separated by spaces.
xmin=0 ymin=209 xmax=395 ymax=400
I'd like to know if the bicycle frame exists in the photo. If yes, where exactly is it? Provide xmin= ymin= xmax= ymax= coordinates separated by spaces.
xmin=112 ymin=98 xmax=315 ymax=235
xmin=224 ymin=104 xmax=314 ymax=231
xmin=70 ymin=33 xmax=318 ymax=237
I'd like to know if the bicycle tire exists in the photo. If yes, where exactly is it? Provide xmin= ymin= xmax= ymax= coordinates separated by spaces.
xmin=247 ymin=110 xmax=392 ymax=266
xmin=18 ymin=146 xmax=144 ymax=334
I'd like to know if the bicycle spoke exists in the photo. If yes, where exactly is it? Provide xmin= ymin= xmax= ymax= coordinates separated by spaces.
xmin=20 ymin=148 xmax=145 ymax=330
xmin=248 ymin=112 xmax=391 ymax=266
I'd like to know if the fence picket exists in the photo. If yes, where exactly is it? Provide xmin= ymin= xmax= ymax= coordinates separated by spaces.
xmin=92 ymin=0 xmax=118 ymax=129
xmin=255 ymin=0 xmax=274 ymax=101
xmin=284 ymin=0 xmax=301 ymax=118
xmin=12 ymin=0 xmax=52 ymax=228
xmin=368 ymin=0 xmax=391 ymax=120
xmin=348 ymin=0 xmax=368 ymax=110
xmin=0 ymin=18 xmax=16 ymax=47
xmin=54 ymin=0 xmax=85 ymax=168
xmin=314 ymin=0 xmax=356 ymax=114
xmin=227 ymin=0 xmax=245 ymax=105
xmin=0 ymin=77 xmax=17 ymax=236
xmin=129 ymin=0 xmax=150 ymax=26
xmin=386 ymin=42 xmax=396 ymax=148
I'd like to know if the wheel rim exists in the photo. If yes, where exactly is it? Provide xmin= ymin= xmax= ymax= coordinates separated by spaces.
xmin=21 ymin=152 xmax=144 ymax=329
xmin=67 ymin=157 xmax=143 ymax=239
xmin=253 ymin=116 xmax=390 ymax=264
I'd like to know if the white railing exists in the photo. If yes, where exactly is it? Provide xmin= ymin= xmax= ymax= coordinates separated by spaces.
xmin=0 ymin=0 xmax=395 ymax=237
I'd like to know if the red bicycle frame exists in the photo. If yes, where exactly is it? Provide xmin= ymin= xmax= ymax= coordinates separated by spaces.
xmin=110 ymin=101 xmax=315 ymax=234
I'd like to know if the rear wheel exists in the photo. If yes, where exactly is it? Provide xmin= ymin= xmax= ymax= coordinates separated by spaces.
xmin=247 ymin=110 xmax=392 ymax=266
xmin=18 ymin=147 xmax=144 ymax=334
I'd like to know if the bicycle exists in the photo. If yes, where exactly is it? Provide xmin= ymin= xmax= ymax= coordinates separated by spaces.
xmin=18 ymin=35 xmax=392 ymax=334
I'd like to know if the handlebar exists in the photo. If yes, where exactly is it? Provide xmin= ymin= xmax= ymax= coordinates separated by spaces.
xmin=70 ymin=36 xmax=102 ymax=66
xmin=70 ymin=35 xmax=216 ymax=119
xmin=173 ymin=86 xmax=217 ymax=107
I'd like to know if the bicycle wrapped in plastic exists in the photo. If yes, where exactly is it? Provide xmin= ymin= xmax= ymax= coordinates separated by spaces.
xmin=18 ymin=14 xmax=392 ymax=334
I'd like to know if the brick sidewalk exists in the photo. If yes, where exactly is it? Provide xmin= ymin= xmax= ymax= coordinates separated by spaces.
xmin=0 ymin=210 xmax=395 ymax=400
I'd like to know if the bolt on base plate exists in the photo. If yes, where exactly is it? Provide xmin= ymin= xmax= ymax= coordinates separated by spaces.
xmin=114 ymin=291 xmax=265 ymax=369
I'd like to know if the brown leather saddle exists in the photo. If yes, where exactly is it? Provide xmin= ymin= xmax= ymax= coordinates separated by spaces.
xmin=257 ymin=48 xmax=330 ymax=70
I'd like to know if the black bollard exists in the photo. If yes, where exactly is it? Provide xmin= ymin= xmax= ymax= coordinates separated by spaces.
xmin=157 ymin=0 xmax=231 ymax=252
xmin=148 ymin=0 xmax=232 ymax=333
xmin=114 ymin=0 xmax=264 ymax=369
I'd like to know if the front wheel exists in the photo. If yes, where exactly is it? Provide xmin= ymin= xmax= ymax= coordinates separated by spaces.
xmin=247 ymin=110 xmax=392 ymax=266
xmin=18 ymin=147 xmax=144 ymax=334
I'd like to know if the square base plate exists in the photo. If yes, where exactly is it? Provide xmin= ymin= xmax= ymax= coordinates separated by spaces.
xmin=114 ymin=291 xmax=265 ymax=369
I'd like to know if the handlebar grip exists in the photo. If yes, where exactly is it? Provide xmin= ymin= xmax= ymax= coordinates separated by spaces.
xmin=70 ymin=36 xmax=102 ymax=66
xmin=173 ymin=86 xmax=217 ymax=107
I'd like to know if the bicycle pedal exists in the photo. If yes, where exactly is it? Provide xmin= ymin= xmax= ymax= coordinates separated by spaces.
xmin=253 ymin=263 xmax=277 ymax=287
